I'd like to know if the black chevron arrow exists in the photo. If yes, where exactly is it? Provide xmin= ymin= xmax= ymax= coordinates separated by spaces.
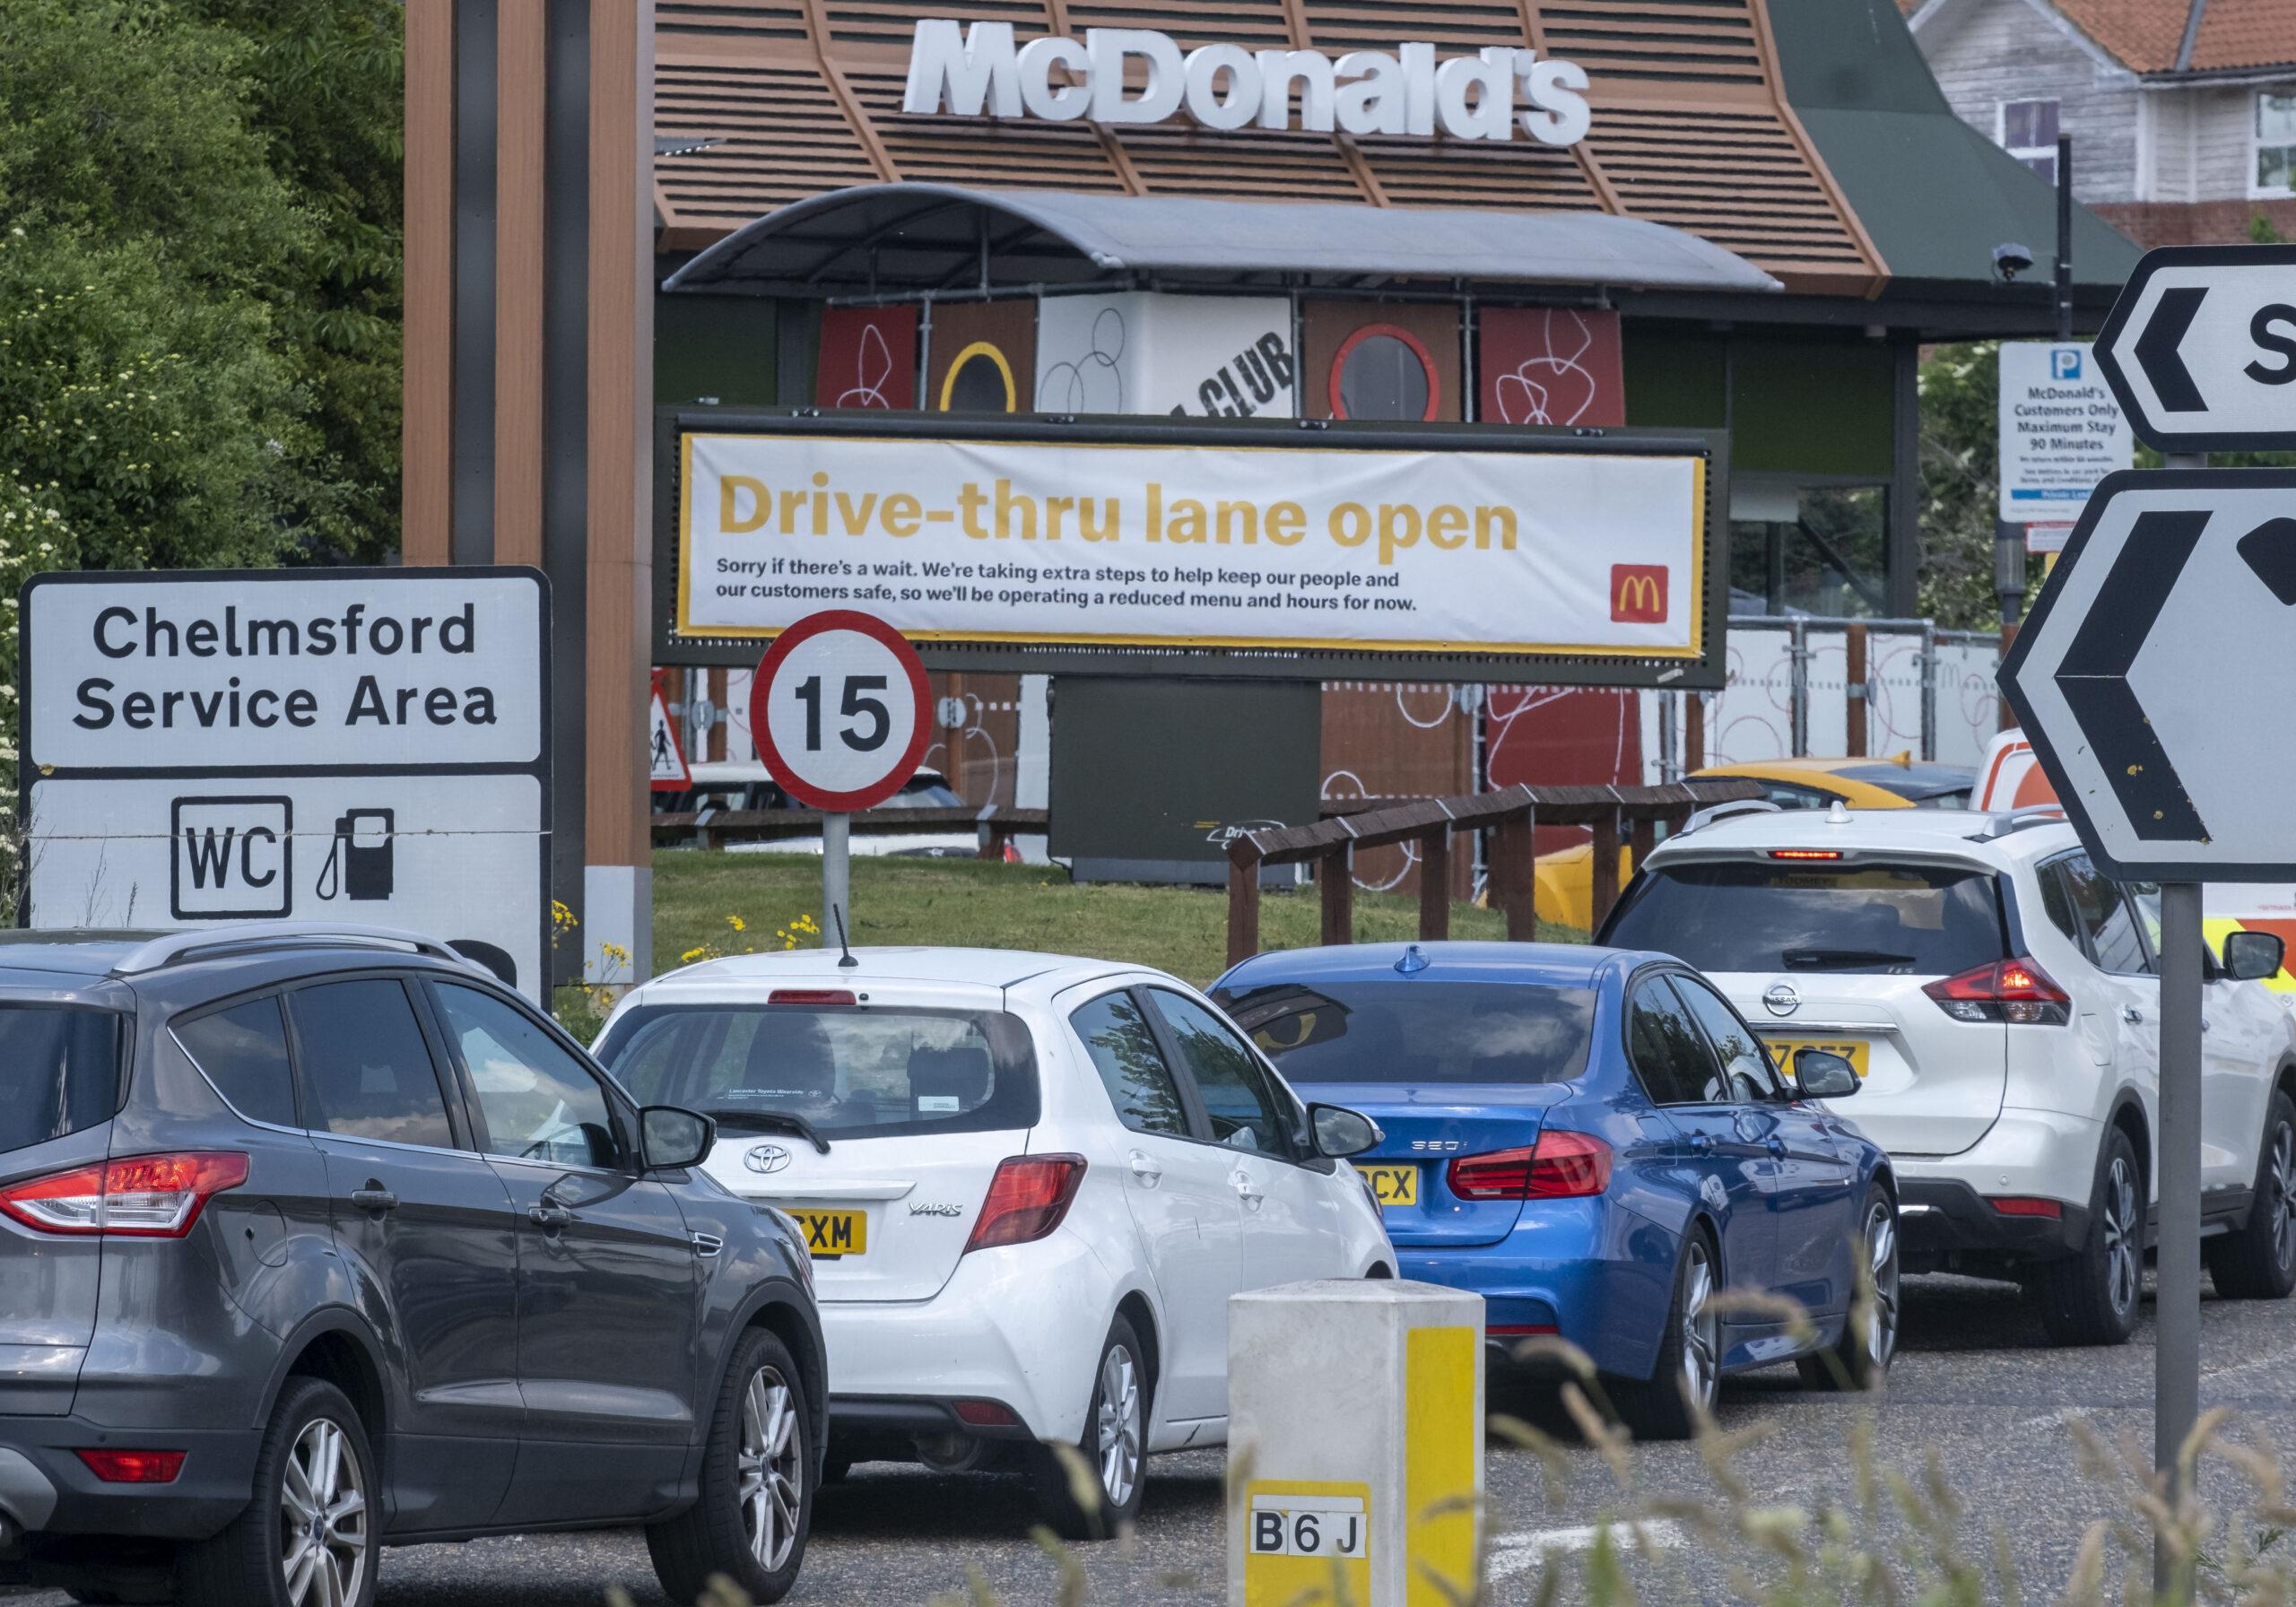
xmin=2055 ymin=508 xmax=2211 ymax=843
xmin=2135 ymin=286 xmax=2209 ymax=413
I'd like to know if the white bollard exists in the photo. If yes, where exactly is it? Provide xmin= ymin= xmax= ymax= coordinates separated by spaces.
xmin=1228 ymin=1280 xmax=1484 ymax=1606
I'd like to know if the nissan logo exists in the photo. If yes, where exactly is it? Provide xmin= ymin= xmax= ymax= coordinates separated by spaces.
xmin=1762 ymin=982 xmax=1801 ymax=1018
xmin=744 ymin=1143 xmax=792 ymax=1175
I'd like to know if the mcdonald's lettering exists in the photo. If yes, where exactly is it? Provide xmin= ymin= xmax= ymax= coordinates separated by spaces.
xmin=1610 ymin=564 xmax=1667 ymax=623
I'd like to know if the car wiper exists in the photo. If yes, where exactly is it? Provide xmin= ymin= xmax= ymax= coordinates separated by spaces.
xmin=1780 ymin=947 xmax=1917 ymax=970
xmin=700 ymin=1108 xmax=831 ymax=1153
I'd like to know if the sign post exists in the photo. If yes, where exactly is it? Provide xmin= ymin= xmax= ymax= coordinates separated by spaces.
xmin=2011 ymin=239 xmax=2296 ymax=1594
xmin=746 ymin=611 xmax=930 ymax=949
xmin=21 ymin=568 xmax=552 ymax=999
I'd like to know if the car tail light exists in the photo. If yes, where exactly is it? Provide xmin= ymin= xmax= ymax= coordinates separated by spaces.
xmin=1487 ymin=1324 xmax=1561 ymax=1338
xmin=1446 ymin=1132 xmax=1613 ymax=1201
xmin=1988 ymin=1195 xmax=2064 ymax=1218
xmin=953 ymin=1398 xmax=1019 ymax=1427
xmin=1922 ymin=958 xmax=2071 ymax=1025
xmin=1769 ymin=848 xmax=1844 ymax=861
xmin=964 ymin=1154 xmax=1086 ymax=1253
xmin=770 ymin=989 xmax=857 ymax=1006
xmin=0 ymin=1153 xmax=248 ymax=1238
xmin=76 ymin=1449 xmax=186 ymax=1483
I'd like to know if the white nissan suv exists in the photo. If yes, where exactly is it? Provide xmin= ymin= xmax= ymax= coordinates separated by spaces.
xmin=591 ymin=947 xmax=1392 ymax=1534
xmin=1601 ymin=806 xmax=2296 ymax=1346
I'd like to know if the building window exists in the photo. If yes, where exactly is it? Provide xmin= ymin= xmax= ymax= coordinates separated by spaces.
xmin=2000 ymin=99 xmax=2059 ymax=182
xmin=2257 ymin=91 xmax=2296 ymax=195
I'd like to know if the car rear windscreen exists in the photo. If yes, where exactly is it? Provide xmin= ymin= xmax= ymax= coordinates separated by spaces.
xmin=0 ymin=1007 xmax=125 ymax=1156
xmin=1605 ymin=861 xmax=2006 ymax=976
xmin=1212 ymin=982 xmax=1597 ymax=1085
xmin=596 ymin=1004 xmax=1038 ymax=1141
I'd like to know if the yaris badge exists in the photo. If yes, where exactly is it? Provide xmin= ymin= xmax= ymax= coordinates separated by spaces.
xmin=744 ymin=1143 xmax=792 ymax=1175
xmin=1762 ymin=982 xmax=1801 ymax=1018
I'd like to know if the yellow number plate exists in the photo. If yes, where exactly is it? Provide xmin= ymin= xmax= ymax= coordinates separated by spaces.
xmin=1353 ymin=1164 xmax=1419 ymax=1207
xmin=791 ymin=1209 xmax=867 ymax=1257
xmin=1762 ymin=1037 xmax=1871 ymax=1080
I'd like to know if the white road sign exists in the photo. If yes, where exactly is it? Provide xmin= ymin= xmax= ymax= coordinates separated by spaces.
xmin=2094 ymin=245 xmax=2296 ymax=452
xmin=22 ymin=569 xmax=552 ymax=996
xmin=1998 ymin=469 xmax=2296 ymax=880
xmin=1997 ymin=341 xmax=2132 ymax=526
xmin=749 ymin=611 xmax=930 ymax=812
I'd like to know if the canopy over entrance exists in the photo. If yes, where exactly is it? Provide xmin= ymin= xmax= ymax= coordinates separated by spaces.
xmin=662 ymin=183 xmax=1783 ymax=300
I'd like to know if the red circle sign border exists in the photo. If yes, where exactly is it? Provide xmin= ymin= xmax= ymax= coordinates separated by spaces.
xmin=747 ymin=610 xmax=933 ymax=812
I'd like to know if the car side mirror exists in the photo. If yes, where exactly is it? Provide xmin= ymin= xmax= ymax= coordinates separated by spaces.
xmin=1309 ymin=1103 xmax=1383 ymax=1159
xmin=2222 ymin=930 xmax=2286 ymax=983
xmin=639 ymin=1106 xmax=716 ymax=1171
xmin=1793 ymin=1048 xmax=1860 ymax=1100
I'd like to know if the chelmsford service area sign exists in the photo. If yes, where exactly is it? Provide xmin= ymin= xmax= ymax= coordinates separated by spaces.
xmin=664 ymin=414 xmax=1726 ymax=687
xmin=21 ymin=569 xmax=552 ymax=999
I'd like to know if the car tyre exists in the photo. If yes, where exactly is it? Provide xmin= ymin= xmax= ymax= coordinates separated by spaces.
xmin=1611 ymin=1228 xmax=1719 ymax=1441
xmin=172 ymin=1377 xmax=378 ymax=1607
xmin=1797 ymin=1187 xmax=1900 ymax=1391
xmin=2031 ymin=1125 xmax=2143 ymax=1347
xmin=1029 ymin=1315 xmax=1149 ymax=1541
xmin=2206 ymin=1090 xmax=2296 ymax=1300
xmin=646 ymin=1326 xmax=814 ymax=1606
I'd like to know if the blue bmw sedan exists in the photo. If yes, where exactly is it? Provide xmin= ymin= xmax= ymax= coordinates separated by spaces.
xmin=1213 ymin=942 xmax=1899 ymax=1436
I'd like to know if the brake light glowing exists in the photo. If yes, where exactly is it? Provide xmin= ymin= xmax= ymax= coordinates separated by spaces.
xmin=769 ymin=989 xmax=857 ymax=1006
xmin=1922 ymin=957 xmax=2071 ymax=1026
xmin=75 ymin=1448 xmax=186 ymax=1483
xmin=964 ymin=1154 xmax=1086 ymax=1253
xmin=0 ymin=1153 xmax=248 ymax=1238
xmin=1768 ymin=849 xmax=1844 ymax=861
xmin=1446 ymin=1131 xmax=1613 ymax=1201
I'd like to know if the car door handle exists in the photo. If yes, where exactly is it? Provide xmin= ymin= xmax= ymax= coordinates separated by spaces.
xmin=1127 ymin=1151 xmax=1163 ymax=1187
xmin=1688 ymin=1133 xmax=1715 ymax=1154
xmin=349 ymin=1187 xmax=397 ymax=1214
xmin=526 ymin=1204 xmax=574 ymax=1230
xmin=2123 ymin=1005 xmax=2145 ymax=1024
xmin=1766 ymin=1137 xmax=1788 ymax=1157
xmin=1233 ymin=1177 xmax=1265 ymax=1209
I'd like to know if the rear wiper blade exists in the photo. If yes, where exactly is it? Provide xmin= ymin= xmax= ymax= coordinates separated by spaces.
xmin=1781 ymin=947 xmax=1916 ymax=970
xmin=700 ymin=1108 xmax=831 ymax=1153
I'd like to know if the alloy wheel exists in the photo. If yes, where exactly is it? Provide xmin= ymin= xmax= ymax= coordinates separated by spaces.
xmin=1680 ymin=1241 xmax=1719 ymax=1412
xmin=1864 ymin=1200 xmax=1900 ymax=1371
xmin=1096 ymin=1345 xmax=1142 ymax=1510
xmin=2103 ymin=1154 xmax=2140 ymax=1316
xmin=279 ymin=1418 xmax=367 ymax=1607
xmin=2272 ymin=1124 xmax=2296 ymax=1273
xmin=736 ymin=1366 xmax=804 ymax=1573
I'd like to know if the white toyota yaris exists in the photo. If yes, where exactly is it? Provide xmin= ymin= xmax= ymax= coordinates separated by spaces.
xmin=593 ymin=947 xmax=1392 ymax=1534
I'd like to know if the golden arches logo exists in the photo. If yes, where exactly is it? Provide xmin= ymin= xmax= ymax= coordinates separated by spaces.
xmin=1611 ymin=564 xmax=1666 ymax=622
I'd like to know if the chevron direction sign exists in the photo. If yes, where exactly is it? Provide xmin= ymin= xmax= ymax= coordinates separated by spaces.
xmin=2094 ymin=246 xmax=2296 ymax=451
xmin=2001 ymin=469 xmax=2296 ymax=880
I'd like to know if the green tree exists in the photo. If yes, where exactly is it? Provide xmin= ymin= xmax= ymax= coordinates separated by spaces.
xmin=0 ymin=0 xmax=317 ymax=574
xmin=1916 ymin=341 xmax=2003 ymax=630
xmin=189 ymin=0 xmax=404 ymax=561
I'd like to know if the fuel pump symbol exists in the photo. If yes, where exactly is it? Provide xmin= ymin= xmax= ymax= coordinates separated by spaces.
xmin=316 ymin=808 xmax=395 ymax=902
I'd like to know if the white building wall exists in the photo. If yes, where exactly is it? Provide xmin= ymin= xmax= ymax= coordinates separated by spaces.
xmin=1917 ymin=0 xmax=2141 ymax=202
xmin=2194 ymin=83 xmax=2266 ymax=200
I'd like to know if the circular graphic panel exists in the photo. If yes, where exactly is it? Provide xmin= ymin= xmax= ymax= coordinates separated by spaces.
xmin=939 ymin=341 xmax=1019 ymax=413
xmin=1328 ymin=325 xmax=1439 ymax=421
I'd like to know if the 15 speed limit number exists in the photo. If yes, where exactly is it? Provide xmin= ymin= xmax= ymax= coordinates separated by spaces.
xmin=747 ymin=611 xmax=931 ymax=812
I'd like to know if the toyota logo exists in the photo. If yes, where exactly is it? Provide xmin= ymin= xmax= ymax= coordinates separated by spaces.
xmin=1762 ymin=982 xmax=1801 ymax=1018
xmin=744 ymin=1143 xmax=792 ymax=1175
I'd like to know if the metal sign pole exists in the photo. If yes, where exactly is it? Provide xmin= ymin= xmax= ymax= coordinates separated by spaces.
xmin=822 ymin=812 xmax=851 ymax=952
xmin=2155 ymin=880 xmax=2204 ymax=1598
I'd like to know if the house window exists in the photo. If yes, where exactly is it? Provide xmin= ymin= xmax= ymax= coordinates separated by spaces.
xmin=2257 ymin=91 xmax=2296 ymax=194
xmin=2001 ymin=99 xmax=2060 ymax=182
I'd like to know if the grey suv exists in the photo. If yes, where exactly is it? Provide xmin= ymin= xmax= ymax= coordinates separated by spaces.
xmin=0 ymin=925 xmax=822 ymax=1607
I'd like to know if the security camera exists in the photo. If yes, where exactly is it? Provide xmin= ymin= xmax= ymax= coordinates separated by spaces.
xmin=1993 ymin=241 xmax=2036 ymax=282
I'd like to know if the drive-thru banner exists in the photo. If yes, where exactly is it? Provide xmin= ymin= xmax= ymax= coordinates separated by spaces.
xmin=676 ymin=430 xmax=1708 ymax=659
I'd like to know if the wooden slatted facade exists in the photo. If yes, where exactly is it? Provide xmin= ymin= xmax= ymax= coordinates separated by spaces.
xmin=650 ymin=0 xmax=1885 ymax=292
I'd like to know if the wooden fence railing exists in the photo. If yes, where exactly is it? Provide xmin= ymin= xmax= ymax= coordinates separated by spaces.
xmin=1225 ymin=780 xmax=1765 ymax=968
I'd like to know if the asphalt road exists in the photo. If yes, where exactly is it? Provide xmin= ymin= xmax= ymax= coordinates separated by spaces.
xmin=16 ymin=1271 xmax=2296 ymax=1605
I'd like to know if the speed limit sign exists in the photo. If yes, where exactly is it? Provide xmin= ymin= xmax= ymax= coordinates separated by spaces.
xmin=749 ymin=612 xmax=931 ymax=812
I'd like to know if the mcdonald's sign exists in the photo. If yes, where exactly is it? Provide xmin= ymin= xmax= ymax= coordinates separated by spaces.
xmin=1610 ymin=564 xmax=1668 ymax=623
